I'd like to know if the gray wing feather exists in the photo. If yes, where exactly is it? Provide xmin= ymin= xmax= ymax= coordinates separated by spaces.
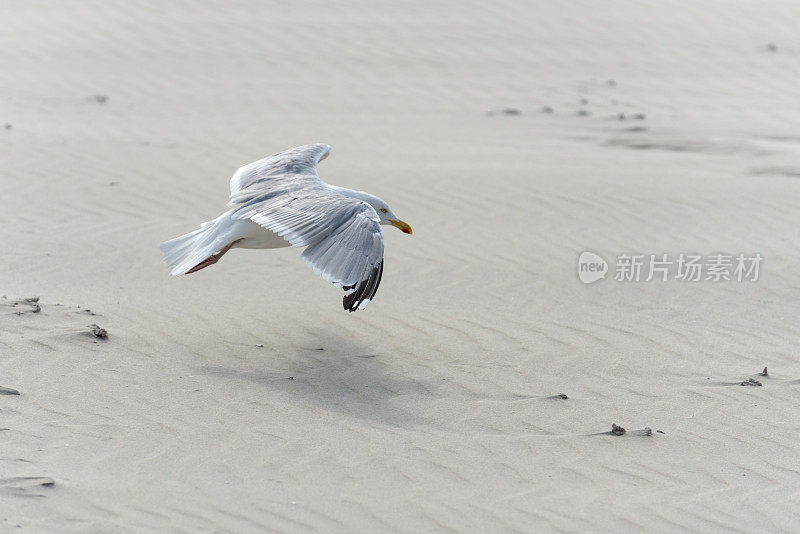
xmin=227 ymin=144 xmax=385 ymax=311
xmin=229 ymin=144 xmax=331 ymax=196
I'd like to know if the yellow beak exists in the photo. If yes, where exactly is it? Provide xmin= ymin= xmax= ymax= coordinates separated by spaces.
xmin=390 ymin=219 xmax=413 ymax=234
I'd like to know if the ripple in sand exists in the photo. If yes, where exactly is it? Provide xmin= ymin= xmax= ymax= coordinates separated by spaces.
xmin=486 ymin=108 xmax=521 ymax=117
xmin=750 ymin=166 xmax=800 ymax=178
xmin=0 ymin=477 xmax=55 ymax=496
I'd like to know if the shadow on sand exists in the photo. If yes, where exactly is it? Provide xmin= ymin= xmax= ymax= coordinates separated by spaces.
xmin=194 ymin=330 xmax=433 ymax=427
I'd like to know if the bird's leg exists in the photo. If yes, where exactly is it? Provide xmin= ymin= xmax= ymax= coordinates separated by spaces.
xmin=185 ymin=239 xmax=241 ymax=274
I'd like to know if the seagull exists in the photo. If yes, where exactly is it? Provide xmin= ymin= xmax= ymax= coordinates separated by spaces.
xmin=159 ymin=144 xmax=412 ymax=312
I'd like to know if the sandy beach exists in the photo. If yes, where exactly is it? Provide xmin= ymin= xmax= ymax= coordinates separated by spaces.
xmin=3 ymin=1 xmax=800 ymax=532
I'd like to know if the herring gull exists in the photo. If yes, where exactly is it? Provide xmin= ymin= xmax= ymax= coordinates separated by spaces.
xmin=159 ymin=144 xmax=412 ymax=312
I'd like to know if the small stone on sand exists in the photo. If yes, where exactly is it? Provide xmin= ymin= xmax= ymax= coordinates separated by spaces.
xmin=89 ymin=324 xmax=108 ymax=338
xmin=740 ymin=378 xmax=762 ymax=386
xmin=611 ymin=424 xmax=626 ymax=436
xmin=9 ymin=297 xmax=41 ymax=313
xmin=759 ymin=367 xmax=768 ymax=376
xmin=0 ymin=386 xmax=20 ymax=395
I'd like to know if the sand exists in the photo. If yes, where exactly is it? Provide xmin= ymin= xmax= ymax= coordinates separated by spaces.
xmin=2 ymin=1 xmax=800 ymax=532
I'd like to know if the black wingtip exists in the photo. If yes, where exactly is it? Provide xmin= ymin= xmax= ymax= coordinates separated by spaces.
xmin=342 ymin=260 xmax=383 ymax=312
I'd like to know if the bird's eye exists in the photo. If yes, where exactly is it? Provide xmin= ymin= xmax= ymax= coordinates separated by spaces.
xmin=380 ymin=208 xmax=388 ymax=213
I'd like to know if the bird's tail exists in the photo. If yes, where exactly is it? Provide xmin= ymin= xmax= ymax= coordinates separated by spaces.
xmin=159 ymin=213 xmax=235 ymax=275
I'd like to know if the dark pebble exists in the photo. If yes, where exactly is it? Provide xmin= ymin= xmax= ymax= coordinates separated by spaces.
xmin=740 ymin=378 xmax=762 ymax=386
xmin=89 ymin=324 xmax=108 ymax=338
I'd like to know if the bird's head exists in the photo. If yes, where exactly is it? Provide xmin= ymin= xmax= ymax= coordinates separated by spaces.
xmin=366 ymin=195 xmax=413 ymax=235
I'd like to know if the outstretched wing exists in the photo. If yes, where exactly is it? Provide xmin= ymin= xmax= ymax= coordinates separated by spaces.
xmin=227 ymin=144 xmax=385 ymax=311
xmin=229 ymin=143 xmax=331 ymax=196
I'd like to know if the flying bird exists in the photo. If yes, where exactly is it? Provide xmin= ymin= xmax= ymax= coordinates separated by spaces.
xmin=159 ymin=144 xmax=412 ymax=312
